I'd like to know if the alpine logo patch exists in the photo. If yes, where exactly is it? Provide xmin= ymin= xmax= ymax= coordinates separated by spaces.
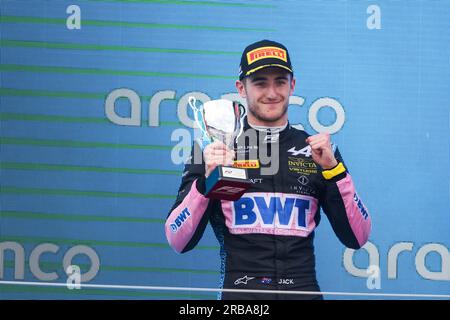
xmin=287 ymin=146 xmax=312 ymax=157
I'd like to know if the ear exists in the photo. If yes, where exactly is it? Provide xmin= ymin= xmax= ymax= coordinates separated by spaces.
xmin=290 ymin=77 xmax=296 ymax=95
xmin=235 ymin=80 xmax=246 ymax=98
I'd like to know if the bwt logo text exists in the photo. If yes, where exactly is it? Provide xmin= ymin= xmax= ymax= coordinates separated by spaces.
xmin=170 ymin=208 xmax=191 ymax=233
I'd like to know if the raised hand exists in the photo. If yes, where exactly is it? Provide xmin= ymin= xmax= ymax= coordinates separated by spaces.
xmin=305 ymin=133 xmax=338 ymax=170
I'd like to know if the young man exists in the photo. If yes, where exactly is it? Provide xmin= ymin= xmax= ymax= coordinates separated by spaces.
xmin=165 ymin=40 xmax=371 ymax=300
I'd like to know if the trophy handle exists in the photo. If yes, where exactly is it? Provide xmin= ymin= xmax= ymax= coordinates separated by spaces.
xmin=188 ymin=96 xmax=212 ymax=149
xmin=238 ymin=103 xmax=246 ymax=119
xmin=233 ymin=101 xmax=246 ymax=143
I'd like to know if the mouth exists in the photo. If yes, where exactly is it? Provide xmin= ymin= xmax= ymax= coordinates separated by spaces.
xmin=262 ymin=101 xmax=283 ymax=108
xmin=262 ymin=100 xmax=283 ymax=105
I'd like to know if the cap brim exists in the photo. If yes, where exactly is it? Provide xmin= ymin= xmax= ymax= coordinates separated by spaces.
xmin=244 ymin=64 xmax=293 ymax=78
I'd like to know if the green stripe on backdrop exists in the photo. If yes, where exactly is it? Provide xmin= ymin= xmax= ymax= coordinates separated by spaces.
xmin=0 ymin=16 xmax=274 ymax=32
xmin=0 ymin=137 xmax=190 ymax=151
xmin=0 ymin=64 xmax=235 ymax=79
xmin=0 ymin=186 xmax=176 ymax=199
xmin=0 ymin=88 xmax=196 ymax=116
xmin=2 ymin=260 xmax=219 ymax=275
xmin=0 ymin=162 xmax=181 ymax=175
xmin=0 ymin=39 xmax=240 ymax=55
xmin=0 ymin=235 xmax=219 ymax=250
xmin=0 ymin=87 xmax=108 ymax=99
xmin=0 ymin=284 xmax=216 ymax=299
xmin=86 ymin=0 xmax=275 ymax=8
xmin=0 ymin=112 xmax=183 ymax=127
xmin=0 ymin=112 xmax=109 ymax=124
xmin=0 ymin=210 xmax=165 ymax=223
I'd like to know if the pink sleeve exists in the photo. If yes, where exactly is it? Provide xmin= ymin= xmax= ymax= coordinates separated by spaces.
xmin=336 ymin=174 xmax=372 ymax=247
xmin=165 ymin=179 xmax=210 ymax=253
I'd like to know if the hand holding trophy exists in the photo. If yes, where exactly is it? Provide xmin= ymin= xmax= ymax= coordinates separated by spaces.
xmin=189 ymin=97 xmax=251 ymax=200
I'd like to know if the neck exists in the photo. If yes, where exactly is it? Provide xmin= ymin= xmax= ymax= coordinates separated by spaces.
xmin=247 ymin=115 xmax=288 ymax=128
xmin=248 ymin=119 xmax=288 ymax=133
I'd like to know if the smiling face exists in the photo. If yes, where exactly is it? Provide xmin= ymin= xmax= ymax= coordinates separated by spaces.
xmin=236 ymin=67 xmax=295 ymax=127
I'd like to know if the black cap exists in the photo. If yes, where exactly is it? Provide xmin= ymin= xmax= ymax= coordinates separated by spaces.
xmin=238 ymin=39 xmax=293 ymax=80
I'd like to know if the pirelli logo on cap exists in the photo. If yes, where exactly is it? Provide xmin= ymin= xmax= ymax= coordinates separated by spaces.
xmin=233 ymin=160 xmax=260 ymax=169
xmin=247 ymin=46 xmax=287 ymax=65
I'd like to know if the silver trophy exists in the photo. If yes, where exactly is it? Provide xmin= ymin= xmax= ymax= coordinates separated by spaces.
xmin=189 ymin=97 xmax=251 ymax=200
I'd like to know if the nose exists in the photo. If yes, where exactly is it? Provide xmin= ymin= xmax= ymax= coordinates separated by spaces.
xmin=265 ymin=83 xmax=278 ymax=100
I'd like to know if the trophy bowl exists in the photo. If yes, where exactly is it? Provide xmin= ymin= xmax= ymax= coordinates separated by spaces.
xmin=189 ymin=98 xmax=251 ymax=201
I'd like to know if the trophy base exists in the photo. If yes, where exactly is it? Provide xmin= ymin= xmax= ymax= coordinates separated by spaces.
xmin=205 ymin=166 xmax=251 ymax=201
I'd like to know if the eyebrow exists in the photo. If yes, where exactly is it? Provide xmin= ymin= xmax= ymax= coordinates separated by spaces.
xmin=250 ymin=75 xmax=289 ymax=82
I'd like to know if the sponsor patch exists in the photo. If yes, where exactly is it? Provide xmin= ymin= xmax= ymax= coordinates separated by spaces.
xmin=247 ymin=46 xmax=287 ymax=65
xmin=233 ymin=160 xmax=260 ymax=169
xmin=234 ymin=275 xmax=255 ymax=285
xmin=170 ymin=208 xmax=191 ymax=233
xmin=229 ymin=192 xmax=317 ymax=237
xmin=354 ymin=193 xmax=369 ymax=220
xmin=289 ymin=184 xmax=317 ymax=196
xmin=263 ymin=134 xmax=279 ymax=143
xmin=288 ymin=157 xmax=318 ymax=175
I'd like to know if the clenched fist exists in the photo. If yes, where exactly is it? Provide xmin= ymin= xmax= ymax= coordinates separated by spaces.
xmin=203 ymin=141 xmax=236 ymax=178
xmin=305 ymin=133 xmax=338 ymax=170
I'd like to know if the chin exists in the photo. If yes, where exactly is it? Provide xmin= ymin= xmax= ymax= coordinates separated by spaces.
xmin=261 ymin=114 xmax=284 ymax=123
xmin=265 ymin=110 xmax=287 ymax=120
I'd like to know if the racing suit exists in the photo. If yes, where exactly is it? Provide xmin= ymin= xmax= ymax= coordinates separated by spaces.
xmin=165 ymin=118 xmax=371 ymax=300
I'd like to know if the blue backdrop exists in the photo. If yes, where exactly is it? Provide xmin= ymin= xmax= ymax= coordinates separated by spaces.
xmin=0 ymin=0 xmax=449 ymax=299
